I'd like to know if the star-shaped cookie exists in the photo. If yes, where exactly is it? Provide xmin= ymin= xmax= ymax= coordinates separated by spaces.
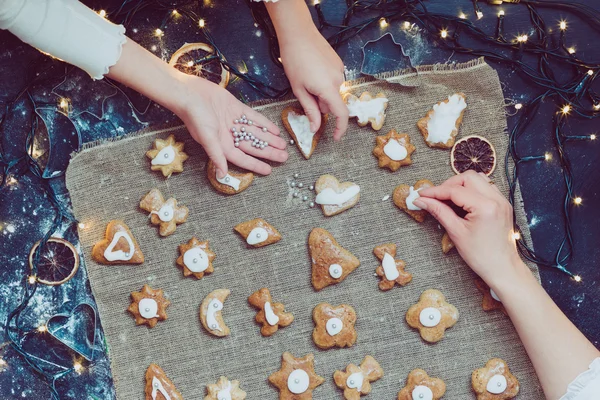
xmin=128 ymin=285 xmax=170 ymax=328
xmin=146 ymin=134 xmax=189 ymax=178
xmin=372 ymin=130 xmax=416 ymax=171
xmin=312 ymin=303 xmax=357 ymax=349
xmin=176 ymin=237 xmax=216 ymax=280
xmin=308 ymin=228 xmax=360 ymax=291
xmin=145 ymin=364 xmax=183 ymax=400
xmin=268 ymin=352 xmax=325 ymax=399
xmin=91 ymin=220 xmax=144 ymax=265
xmin=373 ymin=243 xmax=412 ymax=290
xmin=472 ymin=358 xmax=520 ymax=400
xmin=334 ymin=355 xmax=384 ymax=400
xmin=475 ymin=278 xmax=506 ymax=314
xmin=393 ymin=179 xmax=434 ymax=223
xmin=397 ymin=369 xmax=446 ymax=400
xmin=139 ymin=188 xmax=189 ymax=237
xmin=248 ymin=288 xmax=294 ymax=336
xmin=406 ymin=289 xmax=459 ymax=343
xmin=205 ymin=376 xmax=247 ymax=400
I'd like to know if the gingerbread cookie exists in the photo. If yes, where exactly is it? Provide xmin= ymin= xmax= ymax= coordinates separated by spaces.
xmin=343 ymin=91 xmax=388 ymax=130
xmin=393 ymin=179 xmax=434 ymax=223
xmin=406 ymin=289 xmax=459 ymax=343
xmin=281 ymin=106 xmax=327 ymax=159
xmin=248 ymin=288 xmax=294 ymax=336
xmin=312 ymin=303 xmax=357 ymax=349
xmin=234 ymin=218 xmax=282 ymax=248
xmin=472 ymin=358 xmax=519 ymax=399
xmin=372 ymin=130 xmax=416 ymax=171
xmin=145 ymin=363 xmax=183 ymax=400
xmin=417 ymin=93 xmax=467 ymax=149
xmin=397 ymin=369 xmax=446 ymax=400
xmin=128 ymin=285 xmax=170 ymax=328
xmin=268 ymin=352 xmax=325 ymax=399
xmin=146 ymin=134 xmax=189 ymax=178
xmin=139 ymin=188 xmax=188 ymax=237
xmin=206 ymin=159 xmax=254 ymax=195
xmin=308 ymin=228 xmax=360 ymax=291
xmin=200 ymin=288 xmax=230 ymax=337
xmin=373 ymin=243 xmax=412 ymax=290
xmin=176 ymin=237 xmax=216 ymax=280
xmin=91 ymin=220 xmax=144 ymax=265
xmin=334 ymin=355 xmax=383 ymax=399
xmin=441 ymin=232 xmax=455 ymax=254
xmin=205 ymin=376 xmax=247 ymax=400
xmin=475 ymin=278 xmax=505 ymax=314
xmin=314 ymin=174 xmax=360 ymax=217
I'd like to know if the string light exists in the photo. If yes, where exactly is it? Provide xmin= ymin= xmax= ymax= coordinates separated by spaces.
xmin=37 ymin=325 xmax=47 ymax=333
xmin=78 ymin=222 xmax=85 ymax=229
xmin=498 ymin=10 xmax=505 ymax=17
xmin=573 ymin=196 xmax=582 ymax=205
xmin=154 ymin=28 xmax=164 ymax=37
xmin=7 ymin=176 xmax=18 ymax=185
xmin=544 ymin=152 xmax=552 ymax=161
xmin=587 ymin=70 xmax=594 ymax=76
xmin=171 ymin=9 xmax=179 ymax=16
xmin=590 ymin=134 xmax=597 ymax=140
xmin=28 ymin=275 xmax=36 ymax=284
xmin=561 ymin=104 xmax=571 ymax=115
xmin=199 ymin=19 xmax=205 ymax=28
xmin=517 ymin=34 xmax=528 ymax=43
xmin=186 ymin=60 xmax=194 ymax=67
xmin=314 ymin=0 xmax=320 ymax=4
xmin=97 ymin=10 xmax=107 ymax=18
xmin=573 ymin=275 xmax=582 ymax=282
xmin=440 ymin=29 xmax=448 ymax=39
xmin=594 ymin=104 xmax=600 ymax=111
xmin=379 ymin=18 xmax=388 ymax=28
xmin=476 ymin=11 xmax=484 ymax=20
xmin=73 ymin=361 xmax=84 ymax=374
xmin=459 ymin=13 xmax=467 ymax=19
xmin=403 ymin=21 xmax=411 ymax=29
xmin=58 ymin=98 xmax=69 ymax=112
xmin=559 ymin=20 xmax=567 ymax=30
xmin=568 ymin=47 xmax=576 ymax=54
xmin=512 ymin=231 xmax=522 ymax=241
xmin=515 ymin=103 xmax=523 ymax=110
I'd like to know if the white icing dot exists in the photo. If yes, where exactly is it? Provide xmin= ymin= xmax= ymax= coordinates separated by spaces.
xmin=247 ymin=227 xmax=268 ymax=245
xmin=138 ymin=298 xmax=159 ymax=319
xmin=287 ymin=369 xmax=310 ymax=394
xmin=419 ymin=307 xmax=442 ymax=327
xmin=412 ymin=385 xmax=433 ymax=400
xmin=326 ymin=318 xmax=343 ymax=336
xmin=329 ymin=264 xmax=343 ymax=279
xmin=486 ymin=374 xmax=507 ymax=394
xmin=183 ymin=247 xmax=209 ymax=273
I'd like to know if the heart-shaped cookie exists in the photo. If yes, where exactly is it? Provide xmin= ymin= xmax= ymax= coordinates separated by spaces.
xmin=206 ymin=159 xmax=254 ymax=195
xmin=309 ymin=228 xmax=360 ymax=291
xmin=91 ymin=220 xmax=144 ymax=265
xmin=393 ymin=179 xmax=434 ymax=222
xmin=281 ymin=106 xmax=327 ymax=159
xmin=314 ymin=174 xmax=360 ymax=217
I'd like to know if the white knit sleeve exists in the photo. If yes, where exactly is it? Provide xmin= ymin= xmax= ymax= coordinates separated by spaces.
xmin=0 ymin=0 xmax=126 ymax=80
xmin=560 ymin=358 xmax=600 ymax=400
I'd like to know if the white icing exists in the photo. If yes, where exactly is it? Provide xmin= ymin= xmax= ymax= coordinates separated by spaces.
xmin=151 ymin=145 xmax=176 ymax=165
xmin=138 ymin=298 xmax=159 ymax=319
xmin=383 ymin=139 xmax=408 ymax=161
xmin=287 ymin=369 xmax=310 ymax=394
xmin=103 ymin=231 xmax=134 ymax=261
xmin=419 ymin=307 xmax=442 ymax=327
xmin=329 ymin=264 xmax=343 ymax=279
xmin=325 ymin=318 xmax=343 ymax=336
xmin=247 ymin=227 xmax=268 ymax=245
xmin=151 ymin=377 xmax=172 ymax=400
xmin=382 ymin=253 xmax=400 ymax=281
xmin=486 ymin=374 xmax=507 ymax=394
xmin=346 ymin=96 xmax=388 ymax=125
xmin=346 ymin=372 xmax=364 ymax=392
xmin=264 ymin=302 xmax=280 ymax=326
xmin=315 ymin=185 xmax=360 ymax=206
xmin=426 ymin=94 xmax=467 ymax=144
xmin=412 ymin=385 xmax=433 ymax=400
xmin=217 ymin=382 xmax=232 ymax=400
xmin=206 ymin=298 xmax=223 ymax=331
xmin=406 ymin=186 xmax=422 ymax=211
xmin=490 ymin=288 xmax=501 ymax=302
xmin=217 ymin=173 xmax=241 ymax=191
xmin=183 ymin=247 xmax=209 ymax=273
xmin=157 ymin=204 xmax=174 ymax=222
xmin=288 ymin=111 xmax=315 ymax=156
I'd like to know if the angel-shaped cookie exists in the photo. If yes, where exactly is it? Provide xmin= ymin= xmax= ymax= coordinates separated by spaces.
xmin=128 ymin=285 xmax=170 ymax=328
xmin=206 ymin=159 xmax=253 ymax=195
xmin=372 ymin=130 xmax=416 ymax=171
xmin=312 ymin=303 xmax=357 ymax=349
xmin=146 ymin=134 xmax=189 ymax=178
xmin=200 ymin=289 xmax=231 ymax=337
xmin=475 ymin=278 xmax=506 ymax=314
xmin=397 ymin=369 xmax=446 ymax=400
xmin=139 ymin=188 xmax=188 ymax=237
xmin=268 ymin=352 xmax=325 ymax=399
xmin=334 ymin=355 xmax=384 ymax=399
xmin=145 ymin=364 xmax=183 ymax=400
xmin=248 ymin=288 xmax=294 ymax=336
xmin=234 ymin=218 xmax=282 ymax=248
xmin=406 ymin=289 xmax=459 ymax=343
xmin=472 ymin=358 xmax=520 ymax=399
xmin=308 ymin=228 xmax=360 ymax=291
xmin=176 ymin=237 xmax=216 ymax=280
xmin=343 ymin=91 xmax=388 ymax=130
xmin=204 ymin=376 xmax=247 ymax=400
xmin=373 ymin=243 xmax=412 ymax=290
xmin=314 ymin=174 xmax=360 ymax=217
xmin=91 ymin=220 xmax=144 ymax=265
xmin=417 ymin=93 xmax=467 ymax=149
xmin=393 ymin=179 xmax=434 ymax=223
xmin=281 ymin=106 xmax=328 ymax=159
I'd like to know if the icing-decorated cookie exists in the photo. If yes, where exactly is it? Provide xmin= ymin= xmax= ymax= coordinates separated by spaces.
xmin=372 ymin=130 xmax=416 ymax=171
xmin=146 ymin=134 xmax=189 ymax=178
xmin=417 ymin=93 xmax=467 ymax=149
xmin=312 ymin=303 xmax=357 ymax=349
xmin=373 ymin=243 xmax=412 ymax=290
xmin=204 ymin=376 xmax=247 ymax=400
xmin=128 ymin=285 xmax=170 ymax=328
xmin=206 ymin=159 xmax=254 ymax=195
xmin=475 ymin=278 xmax=506 ymax=314
xmin=248 ymin=288 xmax=294 ymax=337
xmin=144 ymin=363 xmax=184 ymax=400
xmin=397 ymin=369 xmax=446 ymax=400
xmin=441 ymin=232 xmax=455 ymax=254
xmin=343 ymin=91 xmax=388 ymax=130
xmin=281 ymin=106 xmax=327 ymax=159
xmin=314 ymin=174 xmax=360 ymax=217
xmin=234 ymin=218 xmax=282 ymax=248
xmin=308 ymin=228 xmax=360 ymax=291
xmin=393 ymin=179 xmax=434 ymax=223
xmin=334 ymin=355 xmax=384 ymax=399
xmin=91 ymin=220 xmax=144 ymax=265
xmin=139 ymin=188 xmax=189 ymax=237
xmin=200 ymin=288 xmax=231 ymax=337
xmin=406 ymin=289 xmax=459 ymax=343
xmin=472 ymin=358 xmax=520 ymax=399
xmin=176 ymin=237 xmax=216 ymax=280
xmin=268 ymin=352 xmax=325 ymax=399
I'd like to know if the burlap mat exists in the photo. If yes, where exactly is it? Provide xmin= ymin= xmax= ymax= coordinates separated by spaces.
xmin=66 ymin=58 xmax=544 ymax=399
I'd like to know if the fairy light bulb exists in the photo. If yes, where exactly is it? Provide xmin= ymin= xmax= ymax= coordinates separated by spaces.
xmin=440 ymin=29 xmax=448 ymax=39
xmin=594 ymin=104 xmax=600 ymax=111
xmin=476 ymin=11 xmax=483 ymax=19
xmin=28 ymin=275 xmax=36 ymax=284
xmin=0 ymin=359 xmax=6 ymax=367
xmin=199 ymin=19 xmax=205 ymax=28
xmin=37 ymin=324 xmax=47 ymax=333
xmin=587 ymin=70 xmax=594 ymax=76
xmin=590 ymin=134 xmax=597 ymax=140
xmin=186 ymin=61 xmax=194 ymax=67
xmin=78 ymin=222 xmax=85 ymax=229
xmin=498 ymin=10 xmax=505 ymax=17
xmin=568 ymin=47 xmax=576 ymax=54
xmin=544 ymin=152 xmax=552 ymax=161
xmin=313 ymin=0 xmax=320 ymax=5
xmin=154 ymin=28 xmax=163 ymax=37
xmin=98 ymin=10 xmax=107 ymax=18
xmin=559 ymin=20 xmax=567 ymax=31
xmin=59 ymin=98 xmax=69 ymax=111
xmin=511 ymin=231 xmax=521 ymax=241
xmin=459 ymin=13 xmax=467 ymax=19
xmin=379 ymin=18 xmax=388 ymax=28
xmin=403 ymin=21 xmax=411 ymax=29
xmin=517 ymin=35 xmax=528 ymax=43
xmin=171 ymin=9 xmax=179 ymax=16
xmin=561 ymin=105 xmax=571 ymax=115
xmin=573 ymin=275 xmax=582 ymax=282
xmin=73 ymin=361 xmax=84 ymax=374
xmin=515 ymin=103 xmax=523 ymax=110
xmin=573 ymin=196 xmax=582 ymax=205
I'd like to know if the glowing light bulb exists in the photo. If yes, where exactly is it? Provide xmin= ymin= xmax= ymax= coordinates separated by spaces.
xmin=379 ymin=18 xmax=388 ymax=28
xmin=28 ymin=275 xmax=37 ymax=284
xmin=440 ymin=29 xmax=448 ymax=39
xmin=517 ymin=35 xmax=528 ymax=43
xmin=515 ymin=103 xmax=523 ymax=110
xmin=595 ymin=104 xmax=600 ymax=111
xmin=277 ymin=57 xmax=282 ymax=63
xmin=561 ymin=105 xmax=571 ymax=114
xmin=154 ymin=28 xmax=163 ymax=37
xmin=587 ymin=70 xmax=594 ymax=76
xmin=98 ymin=10 xmax=107 ymax=18
xmin=7 ymin=176 xmax=18 ymax=185
xmin=313 ymin=0 xmax=320 ymax=4
xmin=511 ymin=231 xmax=521 ymax=241
xmin=37 ymin=325 xmax=47 ymax=333
xmin=559 ymin=20 xmax=567 ymax=31
xmin=59 ymin=98 xmax=69 ymax=111
xmin=459 ymin=13 xmax=467 ymax=19
xmin=568 ymin=47 xmax=576 ymax=54
xmin=403 ymin=21 xmax=411 ymax=29
xmin=78 ymin=222 xmax=85 ymax=229
xmin=0 ymin=358 xmax=6 ymax=367
xmin=199 ymin=19 xmax=205 ymax=28
xmin=573 ymin=196 xmax=582 ymax=205
xmin=186 ymin=61 xmax=194 ymax=67
xmin=591 ymin=134 xmax=597 ymax=140
xmin=476 ymin=11 xmax=483 ymax=19
xmin=171 ymin=9 xmax=179 ymax=16
xmin=498 ymin=10 xmax=505 ymax=17
xmin=73 ymin=361 xmax=84 ymax=374
xmin=544 ymin=152 xmax=552 ymax=161
xmin=573 ymin=275 xmax=582 ymax=282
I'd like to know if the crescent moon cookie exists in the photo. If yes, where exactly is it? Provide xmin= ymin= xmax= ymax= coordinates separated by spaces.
xmin=343 ymin=91 xmax=388 ymax=130
xmin=139 ymin=188 xmax=189 ymax=237
xmin=406 ymin=289 xmax=459 ymax=343
xmin=393 ymin=179 xmax=434 ymax=223
xmin=372 ymin=130 xmax=416 ymax=171
xmin=308 ymin=228 xmax=360 ymax=291
xmin=312 ymin=303 xmax=357 ymax=349
xmin=475 ymin=277 xmax=506 ymax=314
xmin=206 ymin=159 xmax=254 ymax=195
xmin=200 ymin=289 xmax=231 ymax=337
xmin=281 ymin=106 xmax=328 ymax=159
xmin=248 ymin=288 xmax=294 ymax=337
xmin=268 ymin=352 xmax=325 ymax=399
xmin=373 ymin=243 xmax=412 ymax=290
xmin=417 ymin=93 xmax=467 ymax=149
xmin=314 ymin=174 xmax=360 ymax=217
xmin=176 ymin=237 xmax=216 ymax=280
xmin=145 ymin=364 xmax=184 ymax=400
xmin=397 ymin=369 xmax=446 ymax=400
xmin=234 ymin=218 xmax=282 ymax=248
xmin=146 ymin=134 xmax=189 ymax=178
xmin=205 ymin=376 xmax=247 ymax=400
xmin=128 ymin=285 xmax=170 ymax=328
xmin=472 ymin=359 xmax=520 ymax=400
xmin=334 ymin=355 xmax=384 ymax=399
xmin=91 ymin=220 xmax=144 ymax=265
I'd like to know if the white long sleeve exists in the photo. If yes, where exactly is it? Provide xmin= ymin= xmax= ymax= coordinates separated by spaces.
xmin=560 ymin=358 xmax=600 ymax=400
xmin=0 ymin=0 xmax=126 ymax=80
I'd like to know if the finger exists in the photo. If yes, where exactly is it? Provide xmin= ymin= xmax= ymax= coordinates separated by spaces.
xmin=240 ymin=127 xmax=287 ymax=150
xmin=440 ymin=171 xmax=496 ymax=196
xmin=227 ymin=148 xmax=273 ymax=175
xmin=244 ymin=108 xmax=281 ymax=136
xmin=237 ymin=140 xmax=289 ymax=163
xmin=412 ymin=197 xmax=466 ymax=236
xmin=320 ymin=88 xmax=349 ymax=141
xmin=192 ymin=128 xmax=228 ymax=178
xmin=418 ymin=184 xmax=483 ymax=212
xmin=318 ymin=98 xmax=331 ymax=115
xmin=294 ymin=87 xmax=322 ymax=133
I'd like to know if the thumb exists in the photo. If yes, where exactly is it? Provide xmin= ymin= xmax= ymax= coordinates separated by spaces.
xmin=413 ymin=197 xmax=464 ymax=235
xmin=294 ymin=87 xmax=321 ymax=133
xmin=203 ymin=136 xmax=228 ymax=178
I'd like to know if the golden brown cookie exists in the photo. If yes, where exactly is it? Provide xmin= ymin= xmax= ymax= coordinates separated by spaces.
xmin=475 ymin=278 xmax=506 ymax=314
xmin=312 ymin=303 xmax=357 ymax=349
xmin=146 ymin=134 xmax=189 ymax=178
xmin=200 ymin=288 xmax=230 ymax=337
xmin=205 ymin=376 xmax=247 ymax=400
xmin=308 ymin=228 xmax=360 ymax=291
xmin=406 ymin=289 xmax=459 ymax=343
xmin=441 ymin=232 xmax=455 ymax=254
xmin=206 ymin=159 xmax=254 ymax=195
xmin=139 ymin=188 xmax=188 ymax=237
xmin=393 ymin=179 xmax=434 ymax=223
xmin=234 ymin=218 xmax=282 ymax=248
xmin=372 ymin=130 xmax=416 ymax=171
xmin=268 ymin=352 xmax=325 ymax=399
xmin=334 ymin=355 xmax=384 ymax=399
xmin=417 ymin=93 xmax=467 ymax=149
xmin=373 ymin=243 xmax=412 ymax=290
xmin=91 ymin=220 xmax=144 ymax=265
xmin=397 ymin=369 xmax=446 ymax=400
xmin=128 ymin=285 xmax=170 ymax=328
xmin=281 ymin=106 xmax=327 ymax=159
xmin=176 ymin=237 xmax=216 ymax=280
xmin=248 ymin=288 xmax=294 ymax=337
xmin=343 ymin=91 xmax=388 ymax=130
xmin=145 ymin=363 xmax=183 ymax=400
xmin=472 ymin=358 xmax=520 ymax=399
xmin=314 ymin=174 xmax=360 ymax=217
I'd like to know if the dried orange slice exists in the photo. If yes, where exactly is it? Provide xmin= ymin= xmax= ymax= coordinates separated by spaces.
xmin=169 ymin=42 xmax=230 ymax=88
xmin=29 ymin=238 xmax=80 ymax=285
xmin=451 ymin=135 xmax=497 ymax=176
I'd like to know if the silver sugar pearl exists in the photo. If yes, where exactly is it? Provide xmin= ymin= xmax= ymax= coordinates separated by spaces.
xmin=242 ymin=114 xmax=247 ymax=119
xmin=260 ymin=144 xmax=266 ymax=149
xmin=333 ymin=268 xmax=339 ymax=274
xmin=332 ymin=324 xmax=337 ymax=329
xmin=309 ymin=202 xmax=315 ymax=208
xmin=234 ymin=119 xmax=239 ymax=124
xmin=154 ymin=382 xmax=160 ymax=388
xmin=234 ymin=132 xmax=239 ymax=137
xmin=245 ymin=136 xmax=251 ymax=141
xmin=193 ymin=258 xmax=198 ymax=263
xmin=234 ymin=142 xmax=240 ymax=147
xmin=293 ymin=192 xmax=299 ymax=198
xmin=231 ymin=127 xmax=236 ymax=132
xmin=213 ymin=302 xmax=219 ymax=308
xmin=302 ymin=196 xmax=308 ymax=201
xmin=225 ymin=177 xmax=230 ymax=182
xmin=294 ymin=379 xmax=300 ymax=384
xmin=289 ymin=139 xmax=295 ymax=145
xmin=429 ymin=314 xmax=435 ymax=320
xmin=349 ymin=380 xmax=354 ymax=385
xmin=164 ymin=153 xmax=169 ymax=158
xmin=419 ymin=394 xmax=424 ymax=399
xmin=309 ymin=185 xmax=314 ymax=190
xmin=145 ymin=308 xmax=150 ymax=312
xmin=497 ymin=382 xmax=502 ymax=387
xmin=290 ymin=182 xmax=296 ymax=188
xmin=248 ymin=120 xmax=253 ymax=125
xmin=293 ymin=173 xmax=299 ymax=179
xmin=235 ymin=138 xmax=240 ymax=143
xmin=211 ymin=324 xmax=217 ymax=329
xmin=241 ymin=127 xmax=246 ymax=132
xmin=262 ymin=127 xmax=268 ymax=132
xmin=256 ymin=233 xmax=261 ymax=238
xmin=297 ymin=182 xmax=304 ymax=188
xmin=264 ymin=142 xmax=268 ymax=146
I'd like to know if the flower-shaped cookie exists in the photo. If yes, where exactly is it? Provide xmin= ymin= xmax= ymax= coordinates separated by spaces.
xmin=314 ymin=174 xmax=360 ymax=217
xmin=176 ymin=237 xmax=216 ymax=280
xmin=406 ymin=289 xmax=458 ymax=343
xmin=309 ymin=228 xmax=360 ymax=291
xmin=312 ymin=303 xmax=357 ymax=349
xmin=146 ymin=134 xmax=189 ymax=178
xmin=139 ymin=188 xmax=188 ymax=237
xmin=128 ymin=285 xmax=170 ymax=328
xmin=397 ymin=369 xmax=446 ymax=400
xmin=472 ymin=358 xmax=519 ymax=399
xmin=200 ymin=289 xmax=230 ymax=337
xmin=145 ymin=363 xmax=183 ymax=400
xmin=475 ymin=278 xmax=505 ymax=314
xmin=334 ymin=355 xmax=384 ymax=399
xmin=343 ymin=91 xmax=388 ymax=130
xmin=248 ymin=288 xmax=294 ymax=336
xmin=91 ymin=220 xmax=144 ymax=265
xmin=373 ymin=243 xmax=412 ymax=290
xmin=206 ymin=159 xmax=253 ymax=195
xmin=373 ymin=130 xmax=416 ymax=171
xmin=234 ymin=218 xmax=282 ymax=248
xmin=417 ymin=93 xmax=467 ymax=149
xmin=441 ymin=232 xmax=455 ymax=254
xmin=268 ymin=352 xmax=325 ymax=399
xmin=393 ymin=179 xmax=434 ymax=223
xmin=204 ymin=376 xmax=246 ymax=400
